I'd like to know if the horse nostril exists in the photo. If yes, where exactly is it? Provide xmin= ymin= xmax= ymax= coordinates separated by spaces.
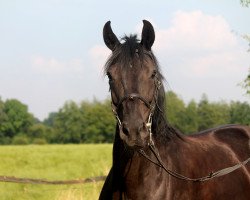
xmin=122 ymin=123 xmax=130 ymax=136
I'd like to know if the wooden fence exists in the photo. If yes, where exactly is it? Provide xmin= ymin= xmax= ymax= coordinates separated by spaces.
xmin=0 ymin=175 xmax=106 ymax=185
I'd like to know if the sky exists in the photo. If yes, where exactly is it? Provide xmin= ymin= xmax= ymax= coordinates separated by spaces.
xmin=0 ymin=0 xmax=250 ymax=120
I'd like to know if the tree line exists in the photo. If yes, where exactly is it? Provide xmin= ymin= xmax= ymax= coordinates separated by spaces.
xmin=0 ymin=92 xmax=249 ymax=145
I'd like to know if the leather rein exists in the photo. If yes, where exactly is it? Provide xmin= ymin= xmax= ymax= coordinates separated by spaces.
xmin=139 ymin=140 xmax=250 ymax=182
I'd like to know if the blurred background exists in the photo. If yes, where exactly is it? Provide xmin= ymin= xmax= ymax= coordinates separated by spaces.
xmin=0 ymin=0 xmax=249 ymax=143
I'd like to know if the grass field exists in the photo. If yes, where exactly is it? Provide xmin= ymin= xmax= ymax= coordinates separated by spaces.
xmin=0 ymin=144 xmax=112 ymax=200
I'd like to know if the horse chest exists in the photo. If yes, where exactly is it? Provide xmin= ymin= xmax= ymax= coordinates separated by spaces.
xmin=123 ymin=162 xmax=170 ymax=200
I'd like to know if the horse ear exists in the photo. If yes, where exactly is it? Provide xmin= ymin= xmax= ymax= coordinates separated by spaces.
xmin=103 ymin=21 xmax=120 ymax=51
xmin=141 ymin=20 xmax=155 ymax=50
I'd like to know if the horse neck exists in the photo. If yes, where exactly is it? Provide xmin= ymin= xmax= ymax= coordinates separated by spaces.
xmin=112 ymin=127 xmax=175 ymax=198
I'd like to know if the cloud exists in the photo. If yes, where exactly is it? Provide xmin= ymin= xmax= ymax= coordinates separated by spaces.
xmin=155 ymin=10 xmax=237 ymax=53
xmin=30 ymin=55 xmax=85 ymax=74
xmin=152 ymin=10 xmax=249 ymax=80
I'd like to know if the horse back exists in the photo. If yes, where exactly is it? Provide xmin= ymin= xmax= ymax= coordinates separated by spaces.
xmin=191 ymin=124 xmax=250 ymax=159
xmin=173 ymin=125 xmax=250 ymax=200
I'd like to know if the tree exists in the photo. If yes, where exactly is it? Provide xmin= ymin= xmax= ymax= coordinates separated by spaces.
xmin=197 ymin=95 xmax=230 ymax=131
xmin=241 ymin=34 xmax=250 ymax=96
xmin=230 ymin=101 xmax=250 ymax=125
xmin=0 ymin=98 xmax=9 ymax=143
xmin=50 ymin=99 xmax=116 ymax=143
xmin=43 ymin=112 xmax=57 ymax=127
xmin=240 ymin=0 xmax=250 ymax=95
xmin=182 ymin=100 xmax=199 ymax=134
xmin=165 ymin=91 xmax=186 ymax=132
xmin=52 ymin=101 xmax=83 ymax=143
xmin=240 ymin=0 xmax=250 ymax=7
xmin=28 ymin=123 xmax=55 ymax=143
xmin=242 ymin=70 xmax=250 ymax=96
xmin=0 ymin=99 xmax=35 ymax=142
xmin=80 ymin=99 xmax=116 ymax=143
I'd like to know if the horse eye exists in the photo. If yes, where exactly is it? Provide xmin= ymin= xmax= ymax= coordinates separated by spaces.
xmin=151 ymin=70 xmax=157 ymax=79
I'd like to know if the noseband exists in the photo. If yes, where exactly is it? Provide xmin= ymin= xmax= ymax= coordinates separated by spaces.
xmin=111 ymin=74 xmax=162 ymax=143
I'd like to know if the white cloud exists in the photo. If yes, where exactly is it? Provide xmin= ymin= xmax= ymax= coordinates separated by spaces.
xmin=152 ymin=10 xmax=249 ymax=78
xmin=155 ymin=10 xmax=238 ymax=53
xmin=30 ymin=55 xmax=85 ymax=74
xmin=151 ymin=10 xmax=250 ymax=102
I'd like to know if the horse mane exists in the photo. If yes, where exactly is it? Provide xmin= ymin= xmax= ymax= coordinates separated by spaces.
xmin=104 ymin=34 xmax=181 ymax=142
xmin=104 ymin=35 xmax=144 ymax=73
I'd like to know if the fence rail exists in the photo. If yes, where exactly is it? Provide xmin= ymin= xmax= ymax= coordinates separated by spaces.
xmin=0 ymin=175 xmax=106 ymax=185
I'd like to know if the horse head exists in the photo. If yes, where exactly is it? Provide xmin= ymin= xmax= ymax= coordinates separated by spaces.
xmin=103 ymin=20 xmax=163 ymax=148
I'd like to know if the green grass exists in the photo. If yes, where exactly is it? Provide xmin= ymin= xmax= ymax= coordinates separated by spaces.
xmin=0 ymin=144 xmax=112 ymax=200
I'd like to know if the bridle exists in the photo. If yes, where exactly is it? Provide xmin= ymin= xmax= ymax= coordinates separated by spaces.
xmin=110 ymin=72 xmax=162 ymax=143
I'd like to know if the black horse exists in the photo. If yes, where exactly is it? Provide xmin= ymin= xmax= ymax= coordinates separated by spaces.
xmin=99 ymin=20 xmax=250 ymax=200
